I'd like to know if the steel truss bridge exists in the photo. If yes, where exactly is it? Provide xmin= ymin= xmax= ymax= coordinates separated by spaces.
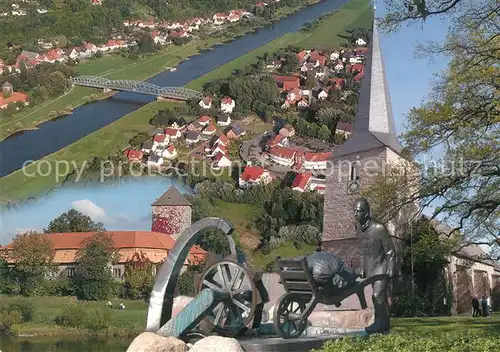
xmin=70 ymin=76 xmax=203 ymax=101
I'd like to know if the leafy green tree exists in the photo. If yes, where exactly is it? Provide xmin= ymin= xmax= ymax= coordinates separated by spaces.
xmin=9 ymin=232 xmax=55 ymax=296
xmin=380 ymin=0 xmax=499 ymax=257
xmin=123 ymin=252 xmax=155 ymax=300
xmin=304 ymin=72 xmax=317 ymax=90
xmin=0 ymin=258 xmax=13 ymax=294
xmin=45 ymin=209 xmax=105 ymax=233
xmin=73 ymin=232 xmax=116 ymax=301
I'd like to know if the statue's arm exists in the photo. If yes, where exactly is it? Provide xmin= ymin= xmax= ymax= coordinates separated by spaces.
xmin=381 ymin=231 xmax=396 ymax=278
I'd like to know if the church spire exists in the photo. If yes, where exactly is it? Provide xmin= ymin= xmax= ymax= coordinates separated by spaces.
xmin=334 ymin=18 xmax=402 ymax=158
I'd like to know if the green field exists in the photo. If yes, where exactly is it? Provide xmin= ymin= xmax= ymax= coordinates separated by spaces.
xmin=2 ymin=293 xmax=499 ymax=338
xmin=0 ymin=0 xmax=372 ymax=201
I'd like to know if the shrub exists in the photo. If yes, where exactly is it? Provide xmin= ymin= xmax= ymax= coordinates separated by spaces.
xmin=7 ymin=300 xmax=35 ymax=322
xmin=176 ymin=270 xmax=197 ymax=297
xmin=41 ymin=278 xmax=74 ymax=296
xmin=316 ymin=332 xmax=500 ymax=352
xmin=83 ymin=308 xmax=111 ymax=332
xmin=54 ymin=303 xmax=86 ymax=328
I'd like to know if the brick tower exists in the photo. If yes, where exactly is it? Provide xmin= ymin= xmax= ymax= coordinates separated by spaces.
xmin=151 ymin=186 xmax=192 ymax=239
xmin=322 ymin=19 xmax=416 ymax=270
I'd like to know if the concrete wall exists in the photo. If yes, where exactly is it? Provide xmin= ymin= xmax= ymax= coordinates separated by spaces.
xmin=448 ymin=255 xmax=500 ymax=314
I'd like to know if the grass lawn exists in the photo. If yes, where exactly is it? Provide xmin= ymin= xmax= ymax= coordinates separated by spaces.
xmin=250 ymin=242 xmax=317 ymax=270
xmin=0 ymin=0 xmax=372 ymax=201
xmin=392 ymin=314 xmax=500 ymax=334
xmin=2 ymin=295 xmax=147 ymax=337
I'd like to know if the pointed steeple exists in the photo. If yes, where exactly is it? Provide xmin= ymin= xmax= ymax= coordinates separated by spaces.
xmin=151 ymin=186 xmax=191 ymax=207
xmin=333 ymin=19 xmax=402 ymax=158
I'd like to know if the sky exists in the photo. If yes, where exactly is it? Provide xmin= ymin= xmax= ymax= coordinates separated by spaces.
xmin=0 ymin=2 xmax=452 ymax=245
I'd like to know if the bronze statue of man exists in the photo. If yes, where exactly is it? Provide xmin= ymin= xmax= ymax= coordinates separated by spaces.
xmin=354 ymin=198 xmax=396 ymax=334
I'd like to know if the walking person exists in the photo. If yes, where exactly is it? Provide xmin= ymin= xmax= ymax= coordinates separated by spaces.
xmin=482 ymin=296 xmax=489 ymax=317
xmin=472 ymin=295 xmax=480 ymax=317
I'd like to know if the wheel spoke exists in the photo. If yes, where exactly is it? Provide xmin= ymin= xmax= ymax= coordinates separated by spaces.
xmin=213 ymin=303 xmax=224 ymax=325
xmin=232 ymin=298 xmax=251 ymax=313
xmin=291 ymin=320 xmax=298 ymax=332
xmin=203 ymin=279 xmax=222 ymax=291
xmin=217 ymin=265 xmax=230 ymax=289
xmin=293 ymin=305 xmax=302 ymax=313
xmin=229 ymin=267 xmax=242 ymax=289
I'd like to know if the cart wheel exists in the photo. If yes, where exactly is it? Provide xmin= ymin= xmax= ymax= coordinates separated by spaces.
xmin=273 ymin=293 xmax=308 ymax=339
xmin=197 ymin=259 xmax=258 ymax=337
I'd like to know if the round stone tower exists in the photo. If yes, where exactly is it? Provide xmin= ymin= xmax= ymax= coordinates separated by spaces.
xmin=151 ymin=186 xmax=192 ymax=239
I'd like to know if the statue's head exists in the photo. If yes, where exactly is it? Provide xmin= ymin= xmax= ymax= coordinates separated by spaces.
xmin=354 ymin=198 xmax=371 ymax=225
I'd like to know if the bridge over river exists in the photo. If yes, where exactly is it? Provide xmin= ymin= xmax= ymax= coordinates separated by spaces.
xmin=70 ymin=76 xmax=203 ymax=101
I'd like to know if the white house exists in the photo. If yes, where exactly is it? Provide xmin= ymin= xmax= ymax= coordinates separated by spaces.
xmin=217 ymin=115 xmax=231 ymax=126
xmin=202 ymin=124 xmax=217 ymax=136
xmin=37 ymin=8 xmax=48 ymax=14
xmin=297 ymin=98 xmax=309 ymax=109
xmin=303 ymin=152 xmax=332 ymax=170
xmin=317 ymin=89 xmax=328 ymax=100
xmin=356 ymin=38 xmax=367 ymax=46
xmin=162 ymin=145 xmax=178 ymax=159
xmin=349 ymin=56 xmax=363 ymax=64
xmin=147 ymin=155 xmax=164 ymax=167
xmin=268 ymin=146 xmax=296 ymax=167
xmin=239 ymin=166 xmax=272 ymax=188
xmin=334 ymin=62 xmax=344 ymax=72
xmin=214 ymin=134 xmax=229 ymax=147
xmin=141 ymin=141 xmax=155 ymax=154
xmin=220 ymin=97 xmax=236 ymax=114
xmin=210 ymin=144 xmax=227 ymax=157
xmin=153 ymin=134 xmax=168 ymax=147
xmin=185 ymin=131 xmax=201 ymax=144
xmin=199 ymin=96 xmax=212 ymax=109
xmin=67 ymin=48 xmax=80 ymax=60
xmin=165 ymin=128 xmax=182 ymax=139
xmin=198 ymin=115 xmax=211 ymax=126
xmin=330 ymin=51 xmax=340 ymax=60
xmin=213 ymin=152 xmax=231 ymax=168
xmin=291 ymin=172 xmax=312 ymax=192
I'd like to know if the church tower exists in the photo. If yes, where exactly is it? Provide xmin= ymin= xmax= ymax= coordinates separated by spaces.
xmin=151 ymin=186 xmax=192 ymax=239
xmin=322 ymin=19 xmax=413 ymax=268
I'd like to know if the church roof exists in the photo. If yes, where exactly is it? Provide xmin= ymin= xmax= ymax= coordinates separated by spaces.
xmin=333 ymin=20 xmax=402 ymax=158
xmin=152 ymin=186 xmax=191 ymax=207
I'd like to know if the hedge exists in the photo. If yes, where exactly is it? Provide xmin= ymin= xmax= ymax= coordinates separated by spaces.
xmin=315 ymin=332 xmax=499 ymax=352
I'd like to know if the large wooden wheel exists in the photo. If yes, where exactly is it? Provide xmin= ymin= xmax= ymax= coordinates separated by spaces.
xmin=197 ymin=259 xmax=258 ymax=337
xmin=273 ymin=293 xmax=308 ymax=339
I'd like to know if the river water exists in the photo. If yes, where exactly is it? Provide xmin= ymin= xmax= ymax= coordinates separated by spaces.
xmin=0 ymin=336 xmax=131 ymax=352
xmin=0 ymin=0 xmax=349 ymax=178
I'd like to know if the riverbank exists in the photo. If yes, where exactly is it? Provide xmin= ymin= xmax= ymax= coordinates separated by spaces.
xmin=0 ymin=2 xmax=314 ymax=142
xmin=0 ymin=0 xmax=371 ymax=201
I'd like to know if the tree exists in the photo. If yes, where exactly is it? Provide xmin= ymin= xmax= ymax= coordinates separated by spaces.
xmin=45 ymin=209 xmax=105 ymax=233
xmin=123 ymin=252 xmax=155 ymax=300
xmin=304 ymin=72 xmax=317 ymax=90
xmin=73 ymin=232 xmax=116 ymax=301
xmin=9 ymin=232 xmax=55 ymax=296
xmin=380 ymin=0 xmax=499 ymax=258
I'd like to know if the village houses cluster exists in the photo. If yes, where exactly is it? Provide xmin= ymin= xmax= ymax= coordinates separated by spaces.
xmin=124 ymin=95 xmax=242 ymax=170
xmin=241 ymin=39 xmax=368 ymax=194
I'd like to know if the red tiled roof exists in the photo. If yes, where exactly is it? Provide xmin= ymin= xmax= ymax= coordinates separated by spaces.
xmin=204 ymin=124 xmax=216 ymax=133
xmin=216 ymin=134 xmax=228 ymax=145
xmin=304 ymin=151 xmax=332 ymax=162
xmin=297 ymin=51 xmax=308 ymax=62
xmin=240 ymin=166 xmax=266 ymax=182
xmin=336 ymin=122 xmax=353 ymax=133
xmin=0 ymin=92 xmax=28 ymax=106
xmin=292 ymin=172 xmax=312 ymax=190
xmin=267 ymin=134 xmax=285 ymax=147
xmin=165 ymin=128 xmax=179 ymax=136
xmin=153 ymin=134 xmax=166 ymax=143
xmin=3 ymin=232 xmax=206 ymax=264
xmin=221 ymin=97 xmax=234 ymax=104
xmin=199 ymin=115 xmax=211 ymax=122
xmin=270 ymin=146 xmax=296 ymax=160
xmin=214 ymin=152 xmax=229 ymax=163
xmin=310 ymin=51 xmax=327 ymax=65
xmin=167 ymin=144 xmax=176 ymax=153
xmin=126 ymin=149 xmax=144 ymax=161
xmin=272 ymin=75 xmax=300 ymax=82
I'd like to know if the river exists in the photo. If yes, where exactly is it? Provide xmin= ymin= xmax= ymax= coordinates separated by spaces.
xmin=0 ymin=336 xmax=131 ymax=352
xmin=0 ymin=0 xmax=350 ymax=178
